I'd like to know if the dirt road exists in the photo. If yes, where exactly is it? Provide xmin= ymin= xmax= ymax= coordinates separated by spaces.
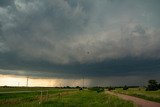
xmin=106 ymin=91 xmax=160 ymax=107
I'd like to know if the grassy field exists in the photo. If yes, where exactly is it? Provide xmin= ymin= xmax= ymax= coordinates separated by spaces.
xmin=114 ymin=88 xmax=160 ymax=103
xmin=0 ymin=87 xmax=134 ymax=107
xmin=0 ymin=87 xmax=63 ymax=92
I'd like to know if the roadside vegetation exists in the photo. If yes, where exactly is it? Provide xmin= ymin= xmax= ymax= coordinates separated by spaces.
xmin=114 ymin=88 xmax=160 ymax=103
xmin=112 ymin=80 xmax=160 ymax=103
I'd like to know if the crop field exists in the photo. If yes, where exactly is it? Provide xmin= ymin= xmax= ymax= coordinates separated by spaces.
xmin=114 ymin=88 xmax=160 ymax=103
xmin=0 ymin=87 xmax=134 ymax=107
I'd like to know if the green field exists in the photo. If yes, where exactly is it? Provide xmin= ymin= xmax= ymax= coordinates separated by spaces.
xmin=0 ymin=87 xmax=134 ymax=107
xmin=0 ymin=87 xmax=63 ymax=92
xmin=114 ymin=88 xmax=160 ymax=103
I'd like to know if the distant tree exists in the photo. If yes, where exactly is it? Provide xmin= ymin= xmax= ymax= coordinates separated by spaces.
xmin=2 ymin=85 xmax=8 ymax=88
xmin=75 ymin=86 xmax=83 ymax=90
xmin=159 ymin=84 xmax=160 ymax=89
xmin=146 ymin=80 xmax=159 ymax=91
xmin=123 ymin=85 xmax=129 ymax=90
xmin=108 ymin=86 xmax=115 ymax=91
xmin=88 ymin=87 xmax=104 ymax=93
xmin=79 ymin=87 xmax=83 ymax=90
xmin=76 ymin=86 xmax=80 ymax=88
xmin=66 ymin=86 xmax=71 ymax=89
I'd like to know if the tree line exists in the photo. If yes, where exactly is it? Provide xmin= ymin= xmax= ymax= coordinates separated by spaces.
xmin=146 ymin=80 xmax=160 ymax=91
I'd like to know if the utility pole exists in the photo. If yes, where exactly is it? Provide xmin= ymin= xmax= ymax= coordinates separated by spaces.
xmin=60 ymin=82 xmax=62 ymax=88
xmin=26 ymin=76 xmax=29 ymax=87
xmin=83 ymin=73 xmax=84 ymax=89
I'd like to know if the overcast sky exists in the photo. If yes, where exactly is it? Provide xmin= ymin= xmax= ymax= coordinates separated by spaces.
xmin=0 ymin=0 xmax=160 ymax=86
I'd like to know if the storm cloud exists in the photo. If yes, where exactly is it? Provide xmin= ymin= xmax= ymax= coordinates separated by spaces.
xmin=0 ymin=0 xmax=160 ymax=85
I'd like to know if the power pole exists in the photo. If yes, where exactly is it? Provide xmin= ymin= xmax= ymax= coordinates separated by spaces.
xmin=83 ymin=73 xmax=84 ymax=89
xmin=26 ymin=76 xmax=29 ymax=87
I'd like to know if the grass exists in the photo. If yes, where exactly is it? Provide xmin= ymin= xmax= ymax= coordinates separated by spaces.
xmin=114 ymin=88 xmax=160 ymax=103
xmin=0 ymin=87 xmax=75 ymax=106
xmin=40 ymin=90 xmax=134 ymax=107
xmin=0 ymin=87 xmax=62 ymax=92
xmin=0 ymin=89 xmax=68 ymax=100
xmin=0 ymin=87 xmax=134 ymax=107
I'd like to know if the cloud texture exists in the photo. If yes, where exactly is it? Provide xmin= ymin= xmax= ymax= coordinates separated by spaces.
xmin=0 ymin=0 xmax=160 ymax=85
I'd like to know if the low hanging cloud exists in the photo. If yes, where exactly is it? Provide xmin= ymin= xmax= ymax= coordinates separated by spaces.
xmin=0 ymin=0 xmax=160 ymax=83
xmin=1 ymin=0 xmax=160 ymax=64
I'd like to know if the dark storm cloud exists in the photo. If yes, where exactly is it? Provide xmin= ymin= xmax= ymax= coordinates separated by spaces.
xmin=0 ymin=55 xmax=160 ymax=79
xmin=0 ymin=0 xmax=160 ymax=84
xmin=0 ymin=0 xmax=14 ymax=7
